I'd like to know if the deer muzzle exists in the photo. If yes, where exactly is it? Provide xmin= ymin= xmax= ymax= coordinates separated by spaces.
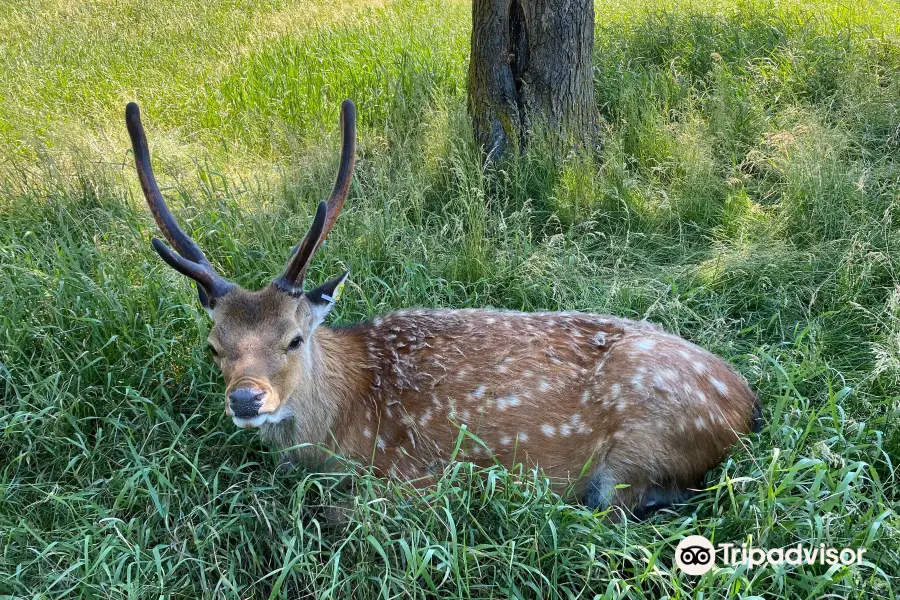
xmin=228 ymin=387 xmax=265 ymax=418
xmin=226 ymin=379 xmax=293 ymax=429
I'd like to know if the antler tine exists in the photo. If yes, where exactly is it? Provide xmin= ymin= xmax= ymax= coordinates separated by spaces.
xmin=126 ymin=103 xmax=234 ymax=306
xmin=151 ymin=238 xmax=235 ymax=300
xmin=274 ymin=100 xmax=356 ymax=293
xmin=317 ymin=99 xmax=356 ymax=251
xmin=126 ymin=103 xmax=210 ymax=266
xmin=274 ymin=201 xmax=327 ymax=293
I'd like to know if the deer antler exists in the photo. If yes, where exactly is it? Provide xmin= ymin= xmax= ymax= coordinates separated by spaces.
xmin=275 ymin=99 xmax=356 ymax=294
xmin=125 ymin=102 xmax=235 ymax=307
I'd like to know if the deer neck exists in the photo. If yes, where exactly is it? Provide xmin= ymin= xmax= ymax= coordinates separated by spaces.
xmin=303 ymin=325 xmax=374 ymax=441
xmin=262 ymin=324 xmax=373 ymax=465
xmin=312 ymin=325 xmax=372 ymax=402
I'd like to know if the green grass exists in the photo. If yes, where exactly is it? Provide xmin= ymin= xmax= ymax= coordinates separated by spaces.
xmin=1 ymin=0 xmax=898 ymax=597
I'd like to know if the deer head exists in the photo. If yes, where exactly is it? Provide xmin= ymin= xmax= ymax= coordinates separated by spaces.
xmin=126 ymin=100 xmax=356 ymax=429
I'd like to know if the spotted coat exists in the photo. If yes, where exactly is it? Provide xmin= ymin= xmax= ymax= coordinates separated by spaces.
xmin=261 ymin=306 xmax=760 ymax=512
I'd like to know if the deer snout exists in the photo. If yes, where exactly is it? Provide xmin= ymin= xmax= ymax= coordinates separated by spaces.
xmin=228 ymin=387 xmax=266 ymax=418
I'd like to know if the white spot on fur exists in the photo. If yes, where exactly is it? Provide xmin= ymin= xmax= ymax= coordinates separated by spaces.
xmin=634 ymin=338 xmax=657 ymax=351
xmin=581 ymin=390 xmax=591 ymax=405
xmin=377 ymin=437 xmax=387 ymax=451
xmin=518 ymin=432 xmax=529 ymax=442
xmin=610 ymin=384 xmax=621 ymax=398
xmin=540 ymin=423 xmax=556 ymax=437
xmin=363 ymin=427 xmax=373 ymax=439
xmin=500 ymin=435 xmax=512 ymax=446
xmin=539 ymin=379 xmax=551 ymax=392
xmin=496 ymin=395 xmax=521 ymax=410
xmin=695 ymin=417 xmax=706 ymax=429
xmin=711 ymin=378 xmax=729 ymax=395
xmin=472 ymin=385 xmax=486 ymax=399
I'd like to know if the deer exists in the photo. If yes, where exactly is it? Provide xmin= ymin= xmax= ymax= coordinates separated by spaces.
xmin=125 ymin=99 xmax=761 ymax=518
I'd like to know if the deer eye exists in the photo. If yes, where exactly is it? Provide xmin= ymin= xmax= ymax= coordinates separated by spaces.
xmin=207 ymin=344 xmax=219 ymax=358
xmin=287 ymin=335 xmax=303 ymax=351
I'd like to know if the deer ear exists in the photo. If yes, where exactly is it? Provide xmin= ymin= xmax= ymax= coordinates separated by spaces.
xmin=305 ymin=271 xmax=349 ymax=329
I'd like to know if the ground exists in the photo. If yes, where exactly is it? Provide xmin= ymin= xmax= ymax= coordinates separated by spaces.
xmin=0 ymin=0 xmax=898 ymax=597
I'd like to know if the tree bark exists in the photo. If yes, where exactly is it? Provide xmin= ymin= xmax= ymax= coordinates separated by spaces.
xmin=468 ymin=0 xmax=597 ymax=160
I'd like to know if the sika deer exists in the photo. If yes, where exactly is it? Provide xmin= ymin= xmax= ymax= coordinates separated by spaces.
xmin=126 ymin=100 xmax=760 ymax=516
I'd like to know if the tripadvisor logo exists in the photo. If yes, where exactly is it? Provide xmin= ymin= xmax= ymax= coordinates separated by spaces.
xmin=675 ymin=535 xmax=867 ymax=576
xmin=675 ymin=536 xmax=716 ymax=575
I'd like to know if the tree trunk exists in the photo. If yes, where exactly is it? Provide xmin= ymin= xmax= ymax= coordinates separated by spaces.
xmin=468 ymin=0 xmax=596 ymax=160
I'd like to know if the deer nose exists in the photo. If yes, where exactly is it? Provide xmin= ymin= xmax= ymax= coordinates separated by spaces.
xmin=228 ymin=388 xmax=265 ymax=417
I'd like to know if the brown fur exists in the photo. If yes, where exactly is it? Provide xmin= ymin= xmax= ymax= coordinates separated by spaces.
xmin=208 ymin=286 xmax=759 ymax=513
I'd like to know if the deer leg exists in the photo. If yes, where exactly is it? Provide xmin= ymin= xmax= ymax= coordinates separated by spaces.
xmin=582 ymin=461 xmax=698 ymax=520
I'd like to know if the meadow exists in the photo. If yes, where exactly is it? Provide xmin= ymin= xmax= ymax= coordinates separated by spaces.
xmin=0 ymin=0 xmax=898 ymax=597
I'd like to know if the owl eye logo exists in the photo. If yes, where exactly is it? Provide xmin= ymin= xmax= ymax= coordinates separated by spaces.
xmin=675 ymin=535 xmax=716 ymax=575
xmin=678 ymin=546 xmax=712 ymax=565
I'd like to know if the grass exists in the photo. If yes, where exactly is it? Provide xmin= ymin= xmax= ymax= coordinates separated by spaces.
xmin=1 ymin=0 xmax=898 ymax=597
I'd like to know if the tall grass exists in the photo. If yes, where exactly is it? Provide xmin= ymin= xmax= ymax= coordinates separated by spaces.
xmin=1 ymin=0 xmax=898 ymax=597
